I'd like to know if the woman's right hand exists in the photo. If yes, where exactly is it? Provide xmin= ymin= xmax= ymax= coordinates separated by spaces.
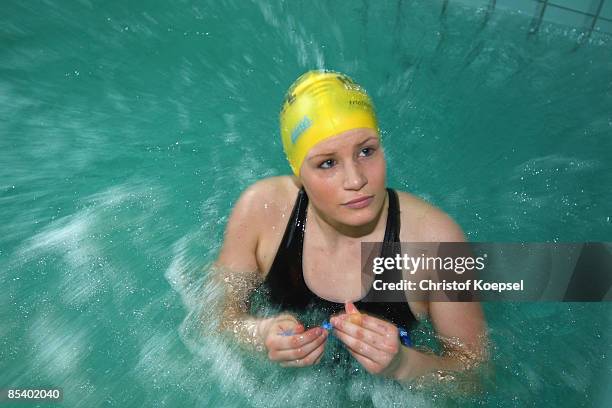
xmin=261 ymin=314 xmax=328 ymax=367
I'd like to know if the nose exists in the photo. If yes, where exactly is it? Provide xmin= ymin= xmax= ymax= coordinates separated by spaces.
xmin=343 ymin=159 xmax=367 ymax=191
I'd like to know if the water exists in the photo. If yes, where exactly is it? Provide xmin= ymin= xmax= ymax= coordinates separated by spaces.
xmin=2 ymin=0 xmax=611 ymax=406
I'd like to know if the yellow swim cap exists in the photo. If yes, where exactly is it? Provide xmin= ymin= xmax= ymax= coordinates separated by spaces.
xmin=280 ymin=70 xmax=378 ymax=176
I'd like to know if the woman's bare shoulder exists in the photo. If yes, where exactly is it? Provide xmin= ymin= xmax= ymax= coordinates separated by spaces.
xmin=241 ymin=176 xmax=299 ymax=207
xmin=218 ymin=176 xmax=299 ymax=272
xmin=238 ymin=176 xmax=301 ymax=274
xmin=236 ymin=176 xmax=299 ymax=226
xmin=395 ymin=190 xmax=466 ymax=242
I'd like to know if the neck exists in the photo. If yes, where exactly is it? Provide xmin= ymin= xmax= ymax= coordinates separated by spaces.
xmin=308 ymin=192 xmax=388 ymax=244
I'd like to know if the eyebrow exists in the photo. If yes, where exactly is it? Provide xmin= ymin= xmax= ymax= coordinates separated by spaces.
xmin=308 ymin=137 xmax=379 ymax=160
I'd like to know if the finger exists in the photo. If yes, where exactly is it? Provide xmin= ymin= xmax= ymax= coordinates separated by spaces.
xmin=332 ymin=326 xmax=391 ymax=365
xmin=280 ymin=340 xmax=326 ymax=368
xmin=276 ymin=324 xmax=305 ymax=336
xmin=276 ymin=318 xmax=303 ymax=334
xmin=310 ymin=341 xmax=326 ymax=365
xmin=343 ymin=313 xmax=398 ymax=349
xmin=346 ymin=345 xmax=383 ymax=374
xmin=270 ymin=329 xmax=327 ymax=361
xmin=271 ymin=326 xmax=325 ymax=351
xmin=360 ymin=314 xmax=397 ymax=338
xmin=332 ymin=315 xmax=397 ymax=354
xmin=313 ymin=350 xmax=324 ymax=365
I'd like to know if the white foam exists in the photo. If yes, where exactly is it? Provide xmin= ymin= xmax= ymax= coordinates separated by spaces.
xmin=28 ymin=312 xmax=87 ymax=380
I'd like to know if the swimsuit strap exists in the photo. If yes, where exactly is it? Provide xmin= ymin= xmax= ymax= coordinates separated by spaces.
xmin=285 ymin=188 xmax=308 ymax=256
xmin=384 ymin=188 xmax=401 ymax=243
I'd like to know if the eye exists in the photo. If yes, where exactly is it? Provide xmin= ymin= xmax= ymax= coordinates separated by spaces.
xmin=318 ymin=159 xmax=336 ymax=169
xmin=359 ymin=147 xmax=376 ymax=157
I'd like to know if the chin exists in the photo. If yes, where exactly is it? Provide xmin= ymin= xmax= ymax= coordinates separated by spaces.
xmin=338 ymin=208 xmax=380 ymax=227
xmin=342 ymin=192 xmax=383 ymax=218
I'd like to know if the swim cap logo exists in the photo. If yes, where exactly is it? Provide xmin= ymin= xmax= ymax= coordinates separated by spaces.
xmin=349 ymin=100 xmax=371 ymax=108
xmin=291 ymin=115 xmax=312 ymax=144
xmin=336 ymin=74 xmax=360 ymax=91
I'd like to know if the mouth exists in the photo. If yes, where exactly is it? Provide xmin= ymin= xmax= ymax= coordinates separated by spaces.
xmin=343 ymin=195 xmax=374 ymax=209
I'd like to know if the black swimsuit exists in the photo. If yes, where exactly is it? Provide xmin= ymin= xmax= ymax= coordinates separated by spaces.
xmin=263 ymin=188 xmax=417 ymax=329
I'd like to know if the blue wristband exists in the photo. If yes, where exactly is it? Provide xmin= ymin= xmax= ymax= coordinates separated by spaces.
xmin=398 ymin=326 xmax=412 ymax=347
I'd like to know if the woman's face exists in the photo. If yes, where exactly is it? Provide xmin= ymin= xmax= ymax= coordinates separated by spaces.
xmin=299 ymin=128 xmax=387 ymax=228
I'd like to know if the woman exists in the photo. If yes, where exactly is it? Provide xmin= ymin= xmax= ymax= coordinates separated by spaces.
xmin=216 ymin=70 xmax=486 ymax=381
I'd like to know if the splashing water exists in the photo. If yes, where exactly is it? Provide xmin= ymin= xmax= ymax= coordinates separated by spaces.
xmin=2 ymin=0 xmax=611 ymax=406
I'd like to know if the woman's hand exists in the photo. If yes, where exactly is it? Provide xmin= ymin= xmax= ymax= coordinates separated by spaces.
xmin=260 ymin=314 xmax=328 ymax=367
xmin=331 ymin=303 xmax=403 ymax=377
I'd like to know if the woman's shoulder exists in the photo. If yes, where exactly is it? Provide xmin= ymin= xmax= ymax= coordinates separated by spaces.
xmin=232 ymin=176 xmax=299 ymax=226
xmin=232 ymin=176 xmax=300 ymax=274
xmin=218 ymin=176 xmax=298 ymax=273
xmin=394 ymin=190 xmax=466 ymax=242
xmin=240 ymin=175 xmax=299 ymax=207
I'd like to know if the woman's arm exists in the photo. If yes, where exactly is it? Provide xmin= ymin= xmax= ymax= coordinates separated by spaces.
xmin=391 ymin=207 xmax=488 ymax=381
xmin=388 ymin=302 xmax=487 ymax=381
xmin=214 ymin=180 xmax=328 ymax=364
xmin=330 ymin=301 xmax=487 ymax=382
xmin=214 ymin=183 xmax=273 ymax=352
xmin=331 ymin=206 xmax=488 ymax=382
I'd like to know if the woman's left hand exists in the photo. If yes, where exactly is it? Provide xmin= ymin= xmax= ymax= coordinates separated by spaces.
xmin=330 ymin=303 xmax=403 ymax=377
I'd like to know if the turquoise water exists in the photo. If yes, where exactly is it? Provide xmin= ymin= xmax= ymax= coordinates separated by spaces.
xmin=2 ymin=0 xmax=611 ymax=406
